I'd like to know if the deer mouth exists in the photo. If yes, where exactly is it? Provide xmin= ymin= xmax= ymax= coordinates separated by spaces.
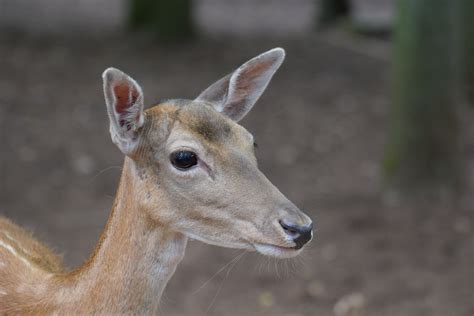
xmin=252 ymin=243 xmax=302 ymax=258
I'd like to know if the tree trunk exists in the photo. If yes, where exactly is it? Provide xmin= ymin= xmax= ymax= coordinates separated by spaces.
xmin=383 ymin=0 xmax=459 ymax=192
xmin=129 ymin=0 xmax=193 ymax=40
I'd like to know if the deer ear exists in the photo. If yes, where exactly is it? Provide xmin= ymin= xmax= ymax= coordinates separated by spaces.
xmin=196 ymin=48 xmax=285 ymax=122
xmin=102 ymin=68 xmax=145 ymax=156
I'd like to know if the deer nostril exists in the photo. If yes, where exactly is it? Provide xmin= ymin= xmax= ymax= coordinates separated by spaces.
xmin=279 ymin=220 xmax=313 ymax=249
xmin=279 ymin=220 xmax=301 ymax=238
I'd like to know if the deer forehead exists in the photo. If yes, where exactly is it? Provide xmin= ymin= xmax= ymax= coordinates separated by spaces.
xmin=144 ymin=101 xmax=253 ymax=152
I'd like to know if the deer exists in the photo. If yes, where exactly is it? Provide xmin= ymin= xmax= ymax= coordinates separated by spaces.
xmin=0 ymin=48 xmax=313 ymax=314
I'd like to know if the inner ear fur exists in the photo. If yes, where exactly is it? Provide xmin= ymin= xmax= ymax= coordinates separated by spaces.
xmin=103 ymin=67 xmax=145 ymax=156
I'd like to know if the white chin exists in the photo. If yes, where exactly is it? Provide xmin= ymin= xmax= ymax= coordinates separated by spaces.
xmin=253 ymin=243 xmax=302 ymax=259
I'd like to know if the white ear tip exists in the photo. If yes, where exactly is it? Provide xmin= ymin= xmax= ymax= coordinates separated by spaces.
xmin=269 ymin=47 xmax=285 ymax=57
xmin=259 ymin=47 xmax=286 ymax=65
xmin=102 ymin=67 xmax=125 ymax=81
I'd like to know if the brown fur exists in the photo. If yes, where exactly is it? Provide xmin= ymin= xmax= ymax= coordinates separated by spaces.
xmin=0 ymin=156 xmax=186 ymax=314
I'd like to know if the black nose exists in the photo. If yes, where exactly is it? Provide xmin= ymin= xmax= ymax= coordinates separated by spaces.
xmin=279 ymin=220 xmax=313 ymax=249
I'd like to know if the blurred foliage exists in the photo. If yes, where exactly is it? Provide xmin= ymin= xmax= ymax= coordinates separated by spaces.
xmin=384 ymin=0 xmax=459 ymax=192
xmin=318 ymin=0 xmax=350 ymax=28
xmin=129 ymin=0 xmax=194 ymax=40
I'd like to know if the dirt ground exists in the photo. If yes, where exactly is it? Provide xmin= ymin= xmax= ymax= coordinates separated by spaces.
xmin=0 ymin=32 xmax=473 ymax=316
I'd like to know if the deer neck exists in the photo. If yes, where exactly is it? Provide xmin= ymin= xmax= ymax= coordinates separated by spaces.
xmin=63 ymin=157 xmax=187 ymax=314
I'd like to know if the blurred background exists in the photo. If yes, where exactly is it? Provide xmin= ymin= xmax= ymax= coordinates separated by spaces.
xmin=0 ymin=0 xmax=473 ymax=315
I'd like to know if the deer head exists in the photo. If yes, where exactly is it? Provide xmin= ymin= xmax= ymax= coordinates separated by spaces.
xmin=102 ymin=48 xmax=313 ymax=259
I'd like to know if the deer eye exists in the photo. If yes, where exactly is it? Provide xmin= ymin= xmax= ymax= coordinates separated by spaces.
xmin=170 ymin=151 xmax=198 ymax=170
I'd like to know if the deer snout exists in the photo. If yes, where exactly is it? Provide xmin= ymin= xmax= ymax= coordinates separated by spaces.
xmin=276 ymin=203 xmax=313 ymax=249
xmin=279 ymin=219 xmax=313 ymax=249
